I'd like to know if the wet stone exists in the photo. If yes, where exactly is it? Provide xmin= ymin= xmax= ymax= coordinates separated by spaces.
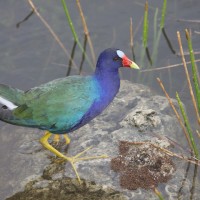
xmin=6 ymin=177 xmax=126 ymax=200
xmin=120 ymin=109 xmax=162 ymax=132
xmin=1 ymin=81 xmax=186 ymax=200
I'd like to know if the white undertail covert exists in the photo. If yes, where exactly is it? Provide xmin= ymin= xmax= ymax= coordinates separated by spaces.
xmin=0 ymin=96 xmax=18 ymax=110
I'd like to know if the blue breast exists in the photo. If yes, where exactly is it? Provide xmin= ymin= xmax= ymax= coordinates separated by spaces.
xmin=69 ymin=71 xmax=120 ymax=132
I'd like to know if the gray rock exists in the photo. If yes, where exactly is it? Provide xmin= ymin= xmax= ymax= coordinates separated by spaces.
xmin=0 ymin=81 xmax=188 ymax=200
xmin=120 ymin=108 xmax=162 ymax=132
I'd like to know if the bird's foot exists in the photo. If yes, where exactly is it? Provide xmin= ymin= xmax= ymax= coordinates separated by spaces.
xmin=70 ymin=146 xmax=108 ymax=162
xmin=40 ymin=131 xmax=108 ymax=184
xmin=58 ymin=146 xmax=108 ymax=183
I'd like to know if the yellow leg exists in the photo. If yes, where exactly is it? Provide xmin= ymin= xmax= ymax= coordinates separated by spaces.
xmin=40 ymin=131 xmax=108 ymax=183
xmin=52 ymin=134 xmax=70 ymax=145
xmin=63 ymin=134 xmax=71 ymax=145
xmin=53 ymin=134 xmax=60 ymax=144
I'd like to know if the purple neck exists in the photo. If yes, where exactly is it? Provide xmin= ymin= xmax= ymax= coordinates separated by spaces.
xmin=94 ymin=67 xmax=120 ymax=101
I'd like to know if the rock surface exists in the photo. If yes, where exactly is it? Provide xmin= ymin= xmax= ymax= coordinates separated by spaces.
xmin=0 ymin=81 xmax=191 ymax=200
xmin=111 ymin=140 xmax=175 ymax=190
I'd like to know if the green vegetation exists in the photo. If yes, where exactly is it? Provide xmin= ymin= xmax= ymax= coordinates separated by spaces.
xmin=61 ymin=0 xmax=93 ymax=69
xmin=185 ymin=29 xmax=200 ymax=113
xmin=160 ymin=0 xmax=167 ymax=29
xmin=142 ymin=1 xmax=149 ymax=48
xmin=176 ymin=92 xmax=199 ymax=158
xmin=175 ymin=30 xmax=200 ymax=159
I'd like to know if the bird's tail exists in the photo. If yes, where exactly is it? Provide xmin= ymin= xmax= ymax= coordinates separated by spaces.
xmin=0 ymin=84 xmax=24 ymax=122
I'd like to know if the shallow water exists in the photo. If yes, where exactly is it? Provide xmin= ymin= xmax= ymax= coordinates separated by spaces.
xmin=0 ymin=0 xmax=200 ymax=199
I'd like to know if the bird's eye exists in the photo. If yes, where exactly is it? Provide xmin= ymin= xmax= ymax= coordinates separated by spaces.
xmin=113 ymin=56 xmax=120 ymax=61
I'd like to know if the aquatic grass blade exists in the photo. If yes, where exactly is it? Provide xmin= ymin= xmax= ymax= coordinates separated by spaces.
xmin=160 ymin=0 xmax=176 ymax=54
xmin=76 ymin=0 xmax=96 ymax=65
xmin=142 ymin=1 xmax=152 ymax=65
xmin=160 ymin=0 xmax=167 ymax=29
xmin=157 ymin=78 xmax=193 ymax=149
xmin=79 ymin=35 xmax=88 ymax=74
xmin=143 ymin=1 xmax=149 ymax=48
xmin=153 ymin=8 xmax=158 ymax=46
xmin=61 ymin=0 xmax=78 ymax=42
xmin=176 ymin=92 xmax=199 ymax=159
xmin=66 ymin=40 xmax=77 ymax=76
xmin=162 ymin=28 xmax=176 ymax=54
xmin=130 ymin=17 xmax=135 ymax=61
xmin=27 ymin=0 xmax=78 ymax=70
xmin=185 ymin=29 xmax=200 ymax=113
xmin=145 ymin=47 xmax=152 ymax=65
xmin=61 ymin=0 xmax=93 ymax=69
xmin=177 ymin=31 xmax=200 ymax=125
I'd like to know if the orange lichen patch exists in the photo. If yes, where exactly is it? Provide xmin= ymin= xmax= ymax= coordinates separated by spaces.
xmin=111 ymin=141 xmax=175 ymax=190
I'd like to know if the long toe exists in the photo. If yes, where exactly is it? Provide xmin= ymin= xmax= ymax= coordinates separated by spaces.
xmin=63 ymin=153 xmax=108 ymax=184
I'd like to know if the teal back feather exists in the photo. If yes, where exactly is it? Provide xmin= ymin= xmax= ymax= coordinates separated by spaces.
xmin=10 ymin=76 xmax=101 ymax=133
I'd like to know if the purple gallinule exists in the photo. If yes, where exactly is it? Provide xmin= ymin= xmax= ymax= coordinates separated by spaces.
xmin=0 ymin=48 xmax=139 ymax=183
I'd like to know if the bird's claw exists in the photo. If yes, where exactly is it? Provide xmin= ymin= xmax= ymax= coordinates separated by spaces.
xmin=41 ymin=132 xmax=108 ymax=184
xmin=61 ymin=147 xmax=109 ymax=183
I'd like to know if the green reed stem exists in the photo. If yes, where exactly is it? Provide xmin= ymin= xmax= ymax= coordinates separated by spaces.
xmin=153 ymin=8 xmax=158 ymax=45
xmin=143 ymin=1 xmax=149 ymax=48
xmin=61 ymin=0 xmax=93 ymax=68
xmin=185 ymin=29 xmax=200 ymax=113
xmin=61 ymin=0 xmax=78 ymax=42
xmin=176 ymin=92 xmax=199 ymax=159
xmin=160 ymin=0 xmax=167 ymax=28
xmin=152 ymin=8 xmax=161 ymax=64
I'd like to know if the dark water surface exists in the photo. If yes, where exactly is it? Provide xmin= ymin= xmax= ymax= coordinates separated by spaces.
xmin=0 ymin=0 xmax=200 ymax=199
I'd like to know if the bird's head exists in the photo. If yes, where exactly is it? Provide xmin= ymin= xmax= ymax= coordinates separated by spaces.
xmin=96 ymin=48 xmax=140 ymax=73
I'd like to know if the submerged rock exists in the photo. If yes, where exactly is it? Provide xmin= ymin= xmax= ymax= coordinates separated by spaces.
xmin=7 ymin=176 xmax=126 ymax=200
xmin=0 ymin=81 xmax=187 ymax=200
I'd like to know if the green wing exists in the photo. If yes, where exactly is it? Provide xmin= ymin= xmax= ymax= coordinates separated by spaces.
xmin=12 ymin=76 xmax=100 ymax=132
